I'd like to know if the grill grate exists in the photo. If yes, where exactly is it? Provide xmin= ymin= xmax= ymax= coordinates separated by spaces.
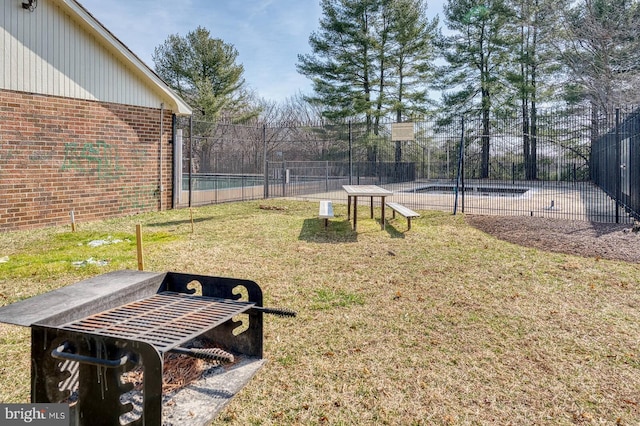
xmin=60 ymin=291 xmax=255 ymax=352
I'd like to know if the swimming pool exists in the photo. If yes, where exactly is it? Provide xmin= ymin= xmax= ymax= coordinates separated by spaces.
xmin=406 ymin=184 xmax=530 ymax=197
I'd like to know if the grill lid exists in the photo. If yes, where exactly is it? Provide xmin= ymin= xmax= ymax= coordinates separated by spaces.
xmin=59 ymin=291 xmax=255 ymax=352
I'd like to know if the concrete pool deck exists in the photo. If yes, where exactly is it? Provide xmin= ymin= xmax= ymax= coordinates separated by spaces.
xmin=293 ymin=180 xmax=632 ymax=224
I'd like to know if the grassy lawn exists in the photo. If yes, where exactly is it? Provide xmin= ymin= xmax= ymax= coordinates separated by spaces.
xmin=0 ymin=200 xmax=639 ymax=425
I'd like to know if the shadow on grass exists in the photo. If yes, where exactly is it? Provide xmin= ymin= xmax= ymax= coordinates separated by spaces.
xmin=298 ymin=216 xmax=357 ymax=243
xmin=383 ymin=220 xmax=407 ymax=238
xmin=145 ymin=216 xmax=218 ymax=228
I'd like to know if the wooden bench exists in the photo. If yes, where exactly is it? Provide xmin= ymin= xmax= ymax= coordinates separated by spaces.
xmin=318 ymin=200 xmax=334 ymax=229
xmin=385 ymin=202 xmax=420 ymax=230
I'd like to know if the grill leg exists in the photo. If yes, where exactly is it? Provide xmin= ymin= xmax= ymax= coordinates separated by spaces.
xmin=32 ymin=327 xmax=163 ymax=426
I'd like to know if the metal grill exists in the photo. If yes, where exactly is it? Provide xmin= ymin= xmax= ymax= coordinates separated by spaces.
xmin=60 ymin=291 xmax=255 ymax=352
xmin=0 ymin=270 xmax=295 ymax=426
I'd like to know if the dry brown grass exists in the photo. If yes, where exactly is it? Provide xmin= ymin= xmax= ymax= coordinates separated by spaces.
xmin=1 ymin=200 xmax=639 ymax=425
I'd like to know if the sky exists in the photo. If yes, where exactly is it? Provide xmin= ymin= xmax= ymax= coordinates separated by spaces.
xmin=79 ymin=0 xmax=444 ymax=103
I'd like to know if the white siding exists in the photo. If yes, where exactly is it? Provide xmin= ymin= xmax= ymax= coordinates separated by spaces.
xmin=1 ymin=0 xmax=166 ymax=109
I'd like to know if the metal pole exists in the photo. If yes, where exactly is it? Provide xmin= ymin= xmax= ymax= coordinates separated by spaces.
xmin=171 ymin=114 xmax=178 ymax=209
xmin=461 ymin=120 xmax=465 ymax=213
xmin=453 ymin=116 xmax=465 ymax=215
xmin=282 ymin=160 xmax=286 ymax=197
xmin=615 ymin=108 xmax=621 ymax=223
xmin=348 ymin=120 xmax=353 ymax=185
xmin=263 ymin=124 xmax=268 ymax=198
xmin=188 ymin=115 xmax=193 ymax=208
xmin=325 ymin=160 xmax=329 ymax=192
xmin=159 ymin=103 xmax=164 ymax=211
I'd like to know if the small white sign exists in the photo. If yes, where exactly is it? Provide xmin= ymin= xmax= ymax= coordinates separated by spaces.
xmin=391 ymin=123 xmax=414 ymax=141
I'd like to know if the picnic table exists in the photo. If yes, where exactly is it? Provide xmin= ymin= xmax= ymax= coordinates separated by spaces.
xmin=342 ymin=185 xmax=393 ymax=231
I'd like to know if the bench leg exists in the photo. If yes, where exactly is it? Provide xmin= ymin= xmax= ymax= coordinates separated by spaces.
xmin=324 ymin=218 xmax=329 ymax=229
xmin=353 ymin=196 xmax=358 ymax=231
xmin=407 ymin=217 xmax=411 ymax=230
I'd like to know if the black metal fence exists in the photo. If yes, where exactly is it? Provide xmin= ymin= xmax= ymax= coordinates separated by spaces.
xmin=591 ymin=108 xmax=640 ymax=222
xmin=175 ymin=109 xmax=639 ymax=223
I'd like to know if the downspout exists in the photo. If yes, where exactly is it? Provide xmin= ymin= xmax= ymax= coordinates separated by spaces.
xmin=160 ymin=103 xmax=164 ymax=211
xmin=171 ymin=114 xmax=177 ymax=209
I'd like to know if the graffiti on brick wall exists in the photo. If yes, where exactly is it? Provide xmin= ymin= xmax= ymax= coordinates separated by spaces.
xmin=0 ymin=150 xmax=16 ymax=161
xmin=131 ymin=147 xmax=149 ymax=157
xmin=119 ymin=184 xmax=159 ymax=212
xmin=61 ymin=140 xmax=124 ymax=179
xmin=29 ymin=151 xmax=53 ymax=161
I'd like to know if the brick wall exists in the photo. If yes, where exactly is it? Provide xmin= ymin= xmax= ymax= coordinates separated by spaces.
xmin=0 ymin=89 xmax=175 ymax=231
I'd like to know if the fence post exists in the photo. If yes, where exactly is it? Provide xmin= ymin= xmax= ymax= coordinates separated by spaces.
xmin=325 ymin=160 xmax=329 ymax=192
xmin=453 ymin=116 xmax=465 ymax=215
xmin=282 ymin=160 xmax=286 ymax=197
xmin=348 ymin=120 xmax=353 ymax=185
xmin=615 ymin=108 xmax=621 ymax=223
xmin=461 ymin=118 xmax=465 ymax=213
xmin=263 ymin=124 xmax=268 ymax=199
xmin=242 ymin=153 xmax=246 ymax=201
xmin=172 ymin=114 xmax=179 ymax=208
xmin=188 ymin=115 xmax=193 ymax=208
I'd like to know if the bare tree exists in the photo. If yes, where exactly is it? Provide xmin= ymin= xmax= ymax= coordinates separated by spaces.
xmin=555 ymin=0 xmax=640 ymax=114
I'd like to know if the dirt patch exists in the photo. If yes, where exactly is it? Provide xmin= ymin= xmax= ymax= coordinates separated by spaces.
xmin=466 ymin=214 xmax=640 ymax=263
